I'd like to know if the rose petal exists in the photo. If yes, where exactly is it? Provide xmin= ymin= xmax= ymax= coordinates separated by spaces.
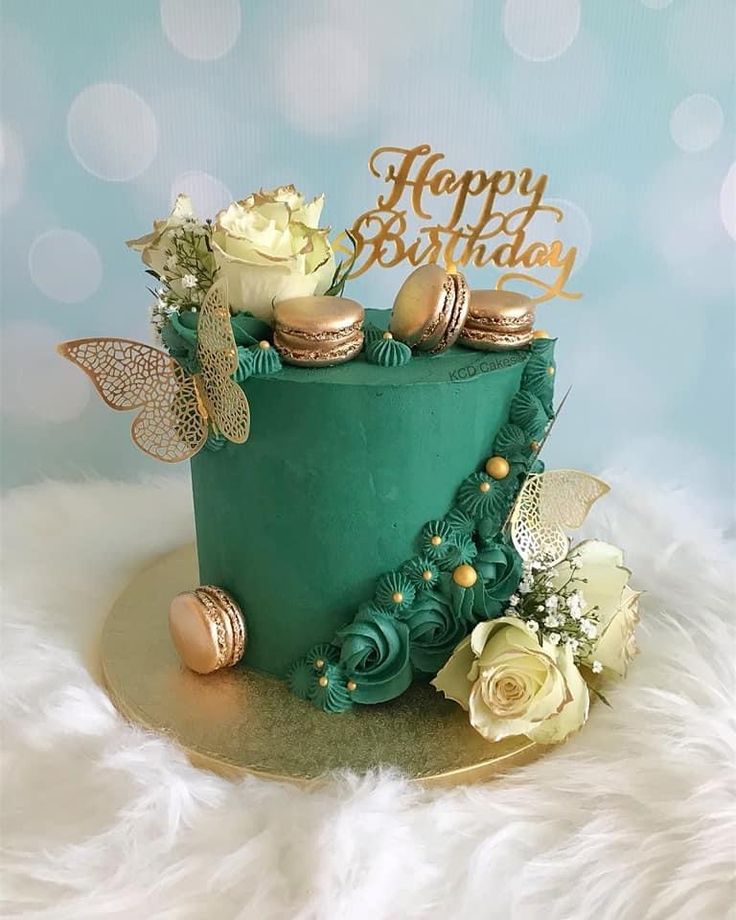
xmin=431 ymin=636 xmax=473 ymax=710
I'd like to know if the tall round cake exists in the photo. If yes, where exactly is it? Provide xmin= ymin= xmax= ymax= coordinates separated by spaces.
xmin=190 ymin=312 xmax=533 ymax=677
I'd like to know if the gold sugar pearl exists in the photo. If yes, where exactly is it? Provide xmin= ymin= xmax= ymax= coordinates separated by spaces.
xmin=453 ymin=564 xmax=478 ymax=588
xmin=532 ymin=329 xmax=550 ymax=339
xmin=258 ymin=340 xmax=271 ymax=350
xmin=347 ymin=680 xmax=357 ymax=692
xmin=382 ymin=331 xmax=394 ymax=340
xmin=546 ymin=366 xmax=555 ymax=376
xmin=479 ymin=481 xmax=491 ymax=493
xmin=314 ymin=658 xmax=325 ymax=670
xmin=391 ymin=591 xmax=404 ymax=604
xmin=485 ymin=456 xmax=510 ymax=480
xmin=530 ymin=441 xmax=541 ymax=452
xmin=422 ymin=569 xmax=433 ymax=581
xmin=430 ymin=534 xmax=442 ymax=546
xmin=318 ymin=675 xmax=329 ymax=688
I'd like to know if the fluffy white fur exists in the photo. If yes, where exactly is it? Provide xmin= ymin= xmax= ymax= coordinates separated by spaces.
xmin=1 ymin=475 xmax=734 ymax=919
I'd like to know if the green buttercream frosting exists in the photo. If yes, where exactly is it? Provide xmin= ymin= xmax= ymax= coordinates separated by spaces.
xmin=455 ymin=472 xmax=509 ymax=521
xmin=365 ymin=336 xmax=412 ymax=368
xmin=493 ymin=423 xmax=532 ymax=463
xmin=400 ymin=555 xmax=441 ymax=592
xmin=419 ymin=519 xmax=457 ymax=561
xmin=205 ymin=429 xmax=228 ymax=452
xmin=310 ymin=661 xmax=354 ymax=713
xmin=522 ymin=340 xmax=557 ymax=417
xmin=337 ymin=609 xmax=413 ymax=704
xmin=475 ymin=541 xmax=523 ymax=615
xmin=401 ymin=592 xmax=467 ymax=674
xmin=374 ymin=571 xmax=416 ymax=610
xmin=443 ymin=508 xmax=475 ymax=536
xmin=509 ymin=390 xmax=549 ymax=441
xmin=443 ymin=532 xmax=478 ymax=568
xmin=363 ymin=322 xmax=385 ymax=345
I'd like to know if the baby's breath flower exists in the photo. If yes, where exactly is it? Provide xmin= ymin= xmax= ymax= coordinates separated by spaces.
xmin=182 ymin=273 xmax=198 ymax=289
xmin=580 ymin=619 xmax=598 ymax=639
xmin=508 ymin=594 xmax=520 ymax=606
xmin=543 ymin=613 xmax=561 ymax=628
xmin=548 ymin=632 xmax=561 ymax=646
xmin=591 ymin=660 xmax=603 ymax=674
xmin=527 ymin=620 xmax=539 ymax=633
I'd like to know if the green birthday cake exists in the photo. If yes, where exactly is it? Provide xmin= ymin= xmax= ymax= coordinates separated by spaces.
xmin=59 ymin=146 xmax=640 ymax=749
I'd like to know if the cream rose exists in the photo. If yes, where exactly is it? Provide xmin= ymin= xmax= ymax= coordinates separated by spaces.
xmin=212 ymin=185 xmax=335 ymax=322
xmin=126 ymin=193 xmax=196 ymax=277
xmin=554 ymin=541 xmax=640 ymax=679
xmin=432 ymin=617 xmax=589 ymax=744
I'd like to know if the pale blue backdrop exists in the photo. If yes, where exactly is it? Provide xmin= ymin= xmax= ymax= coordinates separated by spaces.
xmin=1 ymin=0 xmax=734 ymax=502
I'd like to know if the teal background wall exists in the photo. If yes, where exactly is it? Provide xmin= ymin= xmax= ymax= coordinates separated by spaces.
xmin=1 ymin=0 xmax=734 ymax=502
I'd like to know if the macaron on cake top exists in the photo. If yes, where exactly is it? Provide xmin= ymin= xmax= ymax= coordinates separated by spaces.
xmin=274 ymin=295 xmax=365 ymax=367
xmin=389 ymin=264 xmax=470 ymax=354
xmin=458 ymin=289 xmax=536 ymax=352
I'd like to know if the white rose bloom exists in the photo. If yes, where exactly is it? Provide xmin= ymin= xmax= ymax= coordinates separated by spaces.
xmin=211 ymin=186 xmax=336 ymax=322
xmin=126 ymin=194 xmax=196 ymax=277
xmin=432 ymin=617 xmax=589 ymax=745
xmin=553 ymin=541 xmax=640 ymax=679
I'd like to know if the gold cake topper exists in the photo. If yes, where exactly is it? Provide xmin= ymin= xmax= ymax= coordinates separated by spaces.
xmin=343 ymin=144 xmax=581 ymax=304
xmin=57 ymin=279 xmax=250 ymax=462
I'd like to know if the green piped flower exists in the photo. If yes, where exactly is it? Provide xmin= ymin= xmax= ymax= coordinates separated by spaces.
xmin=509 ymin=391 xmax=548 ymax=442
xmin=363 ymin=322 xmax=386 ymax=345
xmin=402 ymin=592 xmax=467 ymax=674
xmin=365 ymin=335 xmax=412 ymax=368
xmin=530 ymin=336 xmax=557 ymax=362
xmin=246 ymin=341 xmax=282 ymax=377
xmin=286 ymin=643 xmax=340 ymax=701
xmin=443 ymin=507 xmax=475 ymax=536
xmin=442 ymin=533 xmax=478 ymax=569
xmin=233 ymin=346 xmax=252 ymax=383
xmin=401 ymin=556 xmax=441 ymax=592
xmin=456 ymin=472 xmax=508 ymax=521
xmin=375 ymin=571 xmax=416 ymax=610
xmin=493 ymin=423 xmax=531 ymax=464
xmin=337 ymin=609 xmax=412 ymax=704
xmin=419 ymin=519 xmax=456 ymax=559
xmin=522 ymin=357 xmax=555 ymax=417
xmin=311 ymin=661 xmax=355 ymax=713
xmin=475 ymin=542 xmax=523 ymax=616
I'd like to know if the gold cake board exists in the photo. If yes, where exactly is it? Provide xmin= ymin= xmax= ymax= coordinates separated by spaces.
xmin=101 ymin=544 xmax=552 ymax=787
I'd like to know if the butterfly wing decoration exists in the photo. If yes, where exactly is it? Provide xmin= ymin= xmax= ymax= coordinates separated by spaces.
xmin=57 ymin=338 xmax=208 ymax=462
xmin=509 ymin=470 xmax=610 ymax=567
xmin=196 ymin=278 xmax=250 ymax=444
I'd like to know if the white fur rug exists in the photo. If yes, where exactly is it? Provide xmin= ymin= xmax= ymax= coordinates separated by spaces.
xmin=1 ymin=475 xmax=734 ymax=919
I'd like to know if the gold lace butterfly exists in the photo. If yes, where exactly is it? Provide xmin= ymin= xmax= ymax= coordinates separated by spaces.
xmin=509 ymin=470 xmax=610 ymax=567
xmin=57 ymin=278 xmax=250 ymax=463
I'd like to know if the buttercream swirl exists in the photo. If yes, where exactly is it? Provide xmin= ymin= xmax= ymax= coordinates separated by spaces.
xmin=442 ymin=532 xmax=478 ymax=568
xmin=337 ymin=609 xmax=413 ymax=704
xmin=247 ymin=342 xmax=283 ymax=377
xmin=365 ymin=336 xmax=412 ymax=368
xmin=509 ymin=390 xmax=549 ymax=442
xmin=374 ymin=571 xmax=416 ymax=611
xmin=475 ymin=541 xmax=523 ymax=615
xmin=401 ymin=592 xmax=467 ymax=674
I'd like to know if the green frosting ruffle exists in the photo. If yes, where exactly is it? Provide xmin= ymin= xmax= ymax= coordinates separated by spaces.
xmin=400 ymin=592 xmax=467 ymax=674
xmin=337 ymin=609 xmax=412 ymax=705
xmin=365 ymin=336 xmax=412 ymax=368
xmin=509 ymin=390 xmax=549 ymax=442
xmin=374 ymin=570 xmax=416 ymax=610
xmin=235 ymin=343 xmax=282 ymax=382
xmin=455 ymin=472 xmax=509 ymax=521
xmin=400 ymin=555 xmax=441 ymax=592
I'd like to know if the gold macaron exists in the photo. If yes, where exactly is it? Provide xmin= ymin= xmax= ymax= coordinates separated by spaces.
xmin=390 ymin=264 xmax=470 ymax=354
xmin=273 ymin=296 xmax=365 ymax=367
xmin=168 ymin=585 xmax=246 ymax=675
xmin=458 ymin=290 xmax=536 ymax=352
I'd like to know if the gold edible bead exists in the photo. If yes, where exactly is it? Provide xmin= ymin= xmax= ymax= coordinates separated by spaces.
xmin=318 ymin=675 xmax=329 ymax=688
xmin=422 ymin=569 xmax=433 ymax=581
xmin=391 ymin=591 xmax=404 ymax=604
xmin=347 ymin=680 xmax=357 ymax=692
xmin=530 ymin=441 xmax=541 ymax=452
xmin=314 ymin=658 xmax=325 ymax=670
xmin=532 ymin=329 xmax=550 ymax=339
xmin=546 ymin=366 xmax=555 ymax=376
xmin=382 ymin=331 xmax=394 ymax=340
xmin=453 ymin=564 xmax=478 ymax=588
xmin=485 ymin=456 xmax=510 ymax=480
xmin=258 ymin=340 xmax=270 ymax=350
xmin=430 ymin=534 xmax=442 ymax=546
xmin=479 ymin=481 xmax=491 ymax=493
